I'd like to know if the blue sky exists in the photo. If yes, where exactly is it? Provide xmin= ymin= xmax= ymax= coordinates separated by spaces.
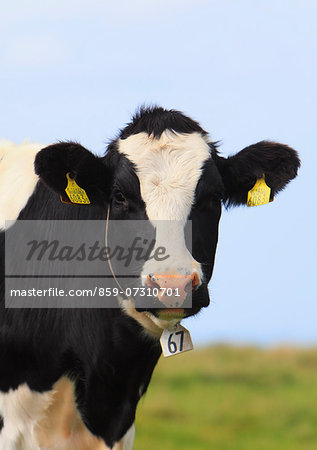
xmin=1 ymin=0 xmax=316 ymax=345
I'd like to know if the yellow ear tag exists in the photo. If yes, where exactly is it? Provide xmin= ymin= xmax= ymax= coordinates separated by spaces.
xmin=247 ymin=174 xmax=272 ymax=207
xmin=64 ymin=173 xmax=90 ymax=204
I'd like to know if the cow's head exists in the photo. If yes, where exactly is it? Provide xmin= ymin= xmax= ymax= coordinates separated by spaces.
xmin=35 ymin=107 xmax=299 ymax=330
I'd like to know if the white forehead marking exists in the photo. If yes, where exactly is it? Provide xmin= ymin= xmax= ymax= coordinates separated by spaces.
xmin=118 ymin=131 xmax=210 ymax=222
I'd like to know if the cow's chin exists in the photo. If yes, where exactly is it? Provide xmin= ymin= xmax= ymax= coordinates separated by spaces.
xmin=135 ymin=283 xmax=210 ymax=320
xmin=118 ymin=284 xmax=209 ymax=336
xmin=150 ymin=302 xmax=204 ymax=320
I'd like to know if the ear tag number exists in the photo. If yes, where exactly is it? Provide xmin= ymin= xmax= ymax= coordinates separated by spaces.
xmin=247 ymin=174 xmax=272 ymax=207
xmin=65 ymin=173 xmax=90 ymax=204
xmin=160 ymin=324 xmax=193 ymax=357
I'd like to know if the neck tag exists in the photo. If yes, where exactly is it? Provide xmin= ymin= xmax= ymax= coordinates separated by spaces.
xmin=65 ymin=173 xmax=90 ymax=204
xmin=247 ymin=174 xmax=272 ymax=207
xmin=160 ymin=323 xmax=193 ymax=357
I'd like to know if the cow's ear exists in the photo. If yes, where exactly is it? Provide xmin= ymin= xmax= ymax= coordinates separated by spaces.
xmin=216 ymin=141 xmax=300 ymax=206
xmin=34 ymin=142 xmax=113 ymax=205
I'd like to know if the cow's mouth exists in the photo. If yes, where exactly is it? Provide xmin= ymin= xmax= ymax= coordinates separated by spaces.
xmin=158 ymin=308 xmax=185 ymax=320
xmin=140 ymin=305 xmax=202 ymax=321
xmin=134 ymin=282 xmax=210 ymax=319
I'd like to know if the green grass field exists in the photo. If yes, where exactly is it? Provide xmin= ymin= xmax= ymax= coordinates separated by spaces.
xmin=134 ymin=346 xmax=317 ymax=450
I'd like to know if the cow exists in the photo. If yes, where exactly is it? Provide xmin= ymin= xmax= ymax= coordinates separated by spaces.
xmin=0 ymin=107 xmax=300 ymax=449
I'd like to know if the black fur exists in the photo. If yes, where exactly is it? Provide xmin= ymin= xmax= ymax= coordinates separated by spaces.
xmin=120 ymin=106 xmax=208 ymax=139
xmin=0 ymin=106 xmax=300 ymax=448
xmin=0 ymin=184 xmax=159 ymax=447
xmin=35 ymin=142 xmax=113 ymax=206
xmin=216 ymin=141 xmax=300 ymax=206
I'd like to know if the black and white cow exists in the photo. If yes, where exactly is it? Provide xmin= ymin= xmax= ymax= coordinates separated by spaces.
xmin=0 ymin=107 xmax=300 ymax=449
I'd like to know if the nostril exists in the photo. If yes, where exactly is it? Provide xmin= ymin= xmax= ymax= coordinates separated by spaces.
xmin=184 ymin=279 xmax=193 ymax=293
xmin=145 ymin=275 xmax=160 ymax=291
xmin=184 ymin=273 xmax=200 ymax=292
xmin=192 ymin=272 xmax=200 ymax=291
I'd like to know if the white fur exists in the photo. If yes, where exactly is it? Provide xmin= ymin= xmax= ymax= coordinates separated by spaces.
xmin=117 ymin=131 xmax=211 ymax=333
xmin=119 ymin=423 xmax=135 ymax=450
xmin=0 ymin=384 xmax=52 ymax=450
xmin=118 ymin=131 xmax=210 ymax=222
xmin=0 ymin=379 xmax=135 ymax=450
xmin=0 ymin=140 xmax=42 ymax=231
xmin=118 ymin=131 xmax=209 ymax=287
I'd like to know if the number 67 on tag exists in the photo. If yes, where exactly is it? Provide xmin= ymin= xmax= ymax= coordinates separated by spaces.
xmin=160 ymin=324 xmax=193 ymax=357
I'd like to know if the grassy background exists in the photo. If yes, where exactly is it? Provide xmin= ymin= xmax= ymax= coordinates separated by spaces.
xmin=135 ymin=346 xmax=317 ymax=450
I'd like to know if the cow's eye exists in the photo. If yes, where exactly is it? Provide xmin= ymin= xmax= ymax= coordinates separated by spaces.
xmin=113 ymin=190 xmax=126 ymax=204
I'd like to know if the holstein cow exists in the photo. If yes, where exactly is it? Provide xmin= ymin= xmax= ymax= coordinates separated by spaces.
xmin=0 ymin=107 xmax=300 ymax=449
